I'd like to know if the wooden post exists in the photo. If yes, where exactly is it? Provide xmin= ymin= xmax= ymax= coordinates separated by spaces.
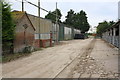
xmin=56 ymin=2 xmax=58 ymax=44
xmin=38 ymin=0 xmax=40 ymax=47
xmin=118 ymin=23 xmax=120 ymax=49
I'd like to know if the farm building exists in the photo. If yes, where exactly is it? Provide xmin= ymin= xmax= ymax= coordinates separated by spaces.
xmin=12 ymin=11 xmax=35 ymax=53
xmin=12 ymin=10 xmax=82 ymax=52
xmin=59 ymin=23 xmax=64 ymax=41
xmin=64 ymin=26 xmax=81 ymax=40
xmin=51 ymin=23 xmax=59 ymax=44
xmin=102 ymin=21 xmax=119 ymax=48
xmin=28 ymin=14 xmax=53 ymax=48
xmin=64 ymin=26 xmax=72 ymax=40
xmin=58 ymin=24 xmax=81 ymax=41
xmin=74 ymin=29 xmax=81 ymax=34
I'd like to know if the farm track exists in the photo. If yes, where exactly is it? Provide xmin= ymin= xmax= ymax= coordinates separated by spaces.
xmin=2 ymin=38 xmax=118 ymax=78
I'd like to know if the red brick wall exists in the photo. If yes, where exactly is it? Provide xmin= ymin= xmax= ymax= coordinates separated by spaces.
xmin=34 ymin=39 xmax=40 ymax=48
xmin=34 ymin=39 xmax=52 ymax=48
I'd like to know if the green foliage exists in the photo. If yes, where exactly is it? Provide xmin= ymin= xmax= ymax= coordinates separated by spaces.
xmin=23 ymin=46 xmax=32 ymax=53
xmin=96 ymin=21 xmax=115 ymax=36
xmin=65 ymin=9 xmax=75 ymax=26
xmin=45 ymin=9 xmax=62 ymax=23
xmin=2 ymin=0 xmax=15 ymax=54
xmin=1 ymin=52 xmax=31 ymax=63
xmin=0 ymin=1 xmax=2 ymax=55
xmin=65 ymin=10 xmax=90 ymax=33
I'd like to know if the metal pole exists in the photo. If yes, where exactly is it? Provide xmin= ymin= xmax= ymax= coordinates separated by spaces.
xmin=38 ymin=0 xmax=40 ymax=47
xmin=22 ymin=0 xmax=24 ymax=11
xmin=56 ymin=2 xmax=58 ymax=43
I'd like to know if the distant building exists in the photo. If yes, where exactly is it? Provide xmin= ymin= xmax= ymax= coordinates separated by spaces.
xmin=12 ymin=11 xmax=35 ymax=53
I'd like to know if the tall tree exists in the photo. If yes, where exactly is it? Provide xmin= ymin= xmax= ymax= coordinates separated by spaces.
xmin=45 ymin=9 xmax=62 ymax=23
xmin=65 ymin=10 xmax=90 ymax=33
xmin=78 ymin=10 xmax=90 ymax=33
xmin=2 ymin=0 xmax=15 ymax=54
xmin=65 ymin=9 xmax=75 ymax=26
xmin=96 ymin=21 xmax=115 ymax=36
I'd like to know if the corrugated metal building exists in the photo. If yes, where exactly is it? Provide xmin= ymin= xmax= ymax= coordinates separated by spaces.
xmin=64 ymin=26 xmax=72 ymax=40
xmin=59 ymin=24 xmax=64 ymax=41
xmin=28 ymin=14 xmax=52 ymax=48
xmin=51 ymin=23 xmax=59 ymax=44
xmin=58 ymin=24 xmax=81 ymax=41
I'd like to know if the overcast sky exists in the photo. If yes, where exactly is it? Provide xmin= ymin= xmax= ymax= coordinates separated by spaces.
xmin=8 ymin=0 xmax=119 ymax=28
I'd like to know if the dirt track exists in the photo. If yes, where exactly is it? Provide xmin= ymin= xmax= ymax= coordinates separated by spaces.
xmin=2 ymin=38 xmax=118 ymax=78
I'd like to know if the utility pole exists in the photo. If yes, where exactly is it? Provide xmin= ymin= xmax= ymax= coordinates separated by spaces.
xmin=38 ymin=0 xmax=41 ymax=47
xmin=56 ymin=2 xmax=58 ymax=43
xmin=22 ymin=0 xmax=24 ymax=11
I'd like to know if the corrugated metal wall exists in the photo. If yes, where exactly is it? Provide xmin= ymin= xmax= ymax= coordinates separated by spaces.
xmin=58 ymin=24 xmax=81 ymax=41
xmin=28 ymin=14 xmax=53 ymax=47
xmin=59 ymin=24 xmax=64 ymax=41
xmin=64 ymin=26 xmax=72 ymax=40
xmin=71 ymin=27 xmax=74 ymax=39
xmin=51 ymin=23 xmax=59 ymax=42
xmin=28 ymin=14 xmax=52 ymax=40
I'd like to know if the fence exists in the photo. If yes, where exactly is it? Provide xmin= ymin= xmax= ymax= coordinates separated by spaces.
xmin=102 ymin=35 xmax=119 ymax=48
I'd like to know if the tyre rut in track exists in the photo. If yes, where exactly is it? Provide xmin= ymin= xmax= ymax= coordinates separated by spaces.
xmin=53 ymin=39 xmax=96 ymax=79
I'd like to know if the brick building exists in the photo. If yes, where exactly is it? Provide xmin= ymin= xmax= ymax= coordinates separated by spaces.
xmin=12 ymin=11 xmax=35 ymax=53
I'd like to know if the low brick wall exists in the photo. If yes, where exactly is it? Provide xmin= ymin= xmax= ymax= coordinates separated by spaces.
xmin=40 ymin=39 xmax=52 ymax=48
xmin=34 ymin=39 xmax=52 ymax=48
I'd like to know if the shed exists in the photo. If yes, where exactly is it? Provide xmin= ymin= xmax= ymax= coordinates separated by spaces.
xmin=12 ymin=11 xmax=35 ymax=53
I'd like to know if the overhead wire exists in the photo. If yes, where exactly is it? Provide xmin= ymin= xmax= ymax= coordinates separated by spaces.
xmin=23 ymin=0 xmax=60 ymax=18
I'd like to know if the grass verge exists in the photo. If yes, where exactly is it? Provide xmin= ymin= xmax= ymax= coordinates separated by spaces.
xmin=1 ymin=53 xmax=31 ymax=63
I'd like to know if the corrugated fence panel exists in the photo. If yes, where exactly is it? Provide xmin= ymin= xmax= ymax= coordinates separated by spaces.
xmin=64 ymin=27 xmax=72 ymax=40
xmin=102 ymin=35 xmax=119 ymax=48
xmin=59 ymin=24 xmax=64 ymax=41
xmin=114 ymin=36 xmax=119 ymax=47
xmin=51 ymin=23 xmax=59 ymax=41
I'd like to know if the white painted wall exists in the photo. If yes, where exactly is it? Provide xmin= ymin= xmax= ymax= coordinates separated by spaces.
xmin=74 ymin=29 xmax=81 ymax=34
xmin=64 ymin=27 xmax=72 ymax=35
xmin=34 ymin=33 xmax=50 ymax=40
xmin=64 ymin=27 xmax=72 ymax=40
